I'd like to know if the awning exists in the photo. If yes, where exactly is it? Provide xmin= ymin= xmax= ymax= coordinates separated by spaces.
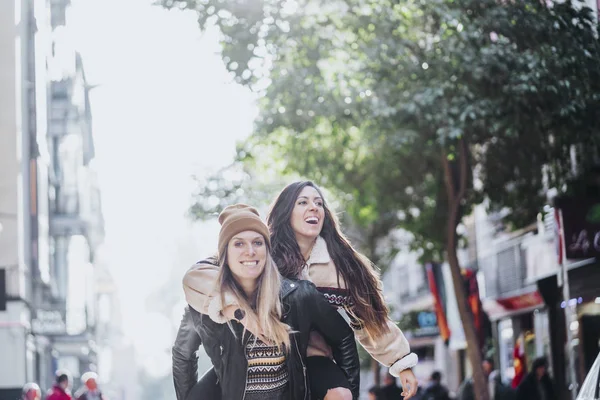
xmin=483 ymin=289 xmax=544 ymax=321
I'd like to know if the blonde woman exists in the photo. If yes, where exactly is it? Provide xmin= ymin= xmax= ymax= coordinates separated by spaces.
xmin=173 ymin=204 xmax=359 ymax=400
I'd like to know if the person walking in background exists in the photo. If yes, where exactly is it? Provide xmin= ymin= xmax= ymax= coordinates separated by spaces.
xmin=488 ymin=371 xmax=515 ymax=400
xmin=458 ymin=358 xmax=514 ymax=400
xmin=46 ymin=371 xmax=72 ymax=400
xmin=21 ymin=383 xmax=41 ymax=400
xmin=75 ymin=372 xmax=106 ymax=400
xmin=421 ymin=371 xmax=450 ymax=400
xmin=515 ymin=356 xmax=555 ymax=400
xmin=181 ymin=181 xmax=419 ymax=399
xmin=380 ymin=372 xmax=404 ymax=399
xmin=369 ymin=386 xmax=386 ymax=400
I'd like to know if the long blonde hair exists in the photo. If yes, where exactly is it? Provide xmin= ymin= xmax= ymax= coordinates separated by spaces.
xmin=217 ymin=244 xmax=291 ymax=351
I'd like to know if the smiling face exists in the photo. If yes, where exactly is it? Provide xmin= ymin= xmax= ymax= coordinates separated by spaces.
xmin=290 ymin=186 xmax=325 ymax=241
xmin=227 ymin=230 xmax=267 ymax=289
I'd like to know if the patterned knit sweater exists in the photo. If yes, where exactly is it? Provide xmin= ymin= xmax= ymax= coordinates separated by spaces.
xmin=244 ymin=333 xmax=289 ymax=400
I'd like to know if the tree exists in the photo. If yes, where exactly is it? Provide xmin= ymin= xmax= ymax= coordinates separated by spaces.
xmin=160 ymin=0 xmax=600 ymax=398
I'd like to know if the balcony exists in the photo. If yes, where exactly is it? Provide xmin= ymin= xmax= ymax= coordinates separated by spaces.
xmin=50 ymin=213 xmax=87 ymax=237
xmin=50 ymin=189 xmax=86 ymax=236
xmin=50 ymin=0 xmax=70 ymax=28
xmin=48 ymin=81 xmax=71 ymax=137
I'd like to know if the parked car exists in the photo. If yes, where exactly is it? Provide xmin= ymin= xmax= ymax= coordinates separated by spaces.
xmin=577 ymin=351 xmax=600 ymax=400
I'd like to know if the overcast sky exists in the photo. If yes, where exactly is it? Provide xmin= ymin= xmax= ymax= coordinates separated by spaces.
xmin=69 ymin=0 xmax=257 ymax=377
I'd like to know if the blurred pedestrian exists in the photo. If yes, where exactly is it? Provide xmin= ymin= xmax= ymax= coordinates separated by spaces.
xmin=46 ymin=370 xmax=72 ymax=400
xmin=381 ymin=372 xmax=404 ymax=399
xmin=369 ymin=386 xmax=385 ymax=400
xmin=75 ymin=372 xmax=106 ymax=400
xmin=515 ymin=356 xmax=555 ymax=400
xmin=421 ymin=371 xmax=450 ymax=400
xmin=21 ymin=382 xmax=41 ymax=400
xmin=457 ymin=366 xmax=515 ymax=400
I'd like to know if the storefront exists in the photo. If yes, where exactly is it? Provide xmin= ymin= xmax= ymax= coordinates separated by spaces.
xmin=537 ymin=261 xmax=600 ymax=394
xmin=483 ymin=288 xmax=549 ymax=383
xmin=398 ymin=306 xmax=464 ymax=393
xmin=399 ymin=310 xmax=441 ymax=378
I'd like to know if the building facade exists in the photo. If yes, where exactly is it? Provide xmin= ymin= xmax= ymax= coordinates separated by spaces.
xmin=477 ymin=197 xmax=600 ymax=399
xmin=382 ymin=230 xmax=467 ymax=395
xmin=476 ymin=205 xmax=550 ymax=387
xmin=0 ymin=0 xmax=105 ymax=397
xmin=1 ymin=0 xmax=54 ymax=397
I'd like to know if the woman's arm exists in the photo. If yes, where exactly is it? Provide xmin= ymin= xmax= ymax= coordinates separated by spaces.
xmin=172 ymin=307 xmax=203 ymax=400
xmin=353 ymin=321 xmax=418 ymax=376
xmin=183 ymin=260 xmax=239 ymax=323
xmin=303 ymin=282 xmax=360 ymax=399
xmin=354 ymin=320 xmax=419 ymax=399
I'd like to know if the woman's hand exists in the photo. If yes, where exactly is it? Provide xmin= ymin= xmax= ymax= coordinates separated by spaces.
xmin=399 ymin=368 xmax=419 ymax=400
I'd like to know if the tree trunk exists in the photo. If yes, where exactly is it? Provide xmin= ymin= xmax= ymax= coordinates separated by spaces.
xmin=442 ymin=138 xmax=489 ymax=400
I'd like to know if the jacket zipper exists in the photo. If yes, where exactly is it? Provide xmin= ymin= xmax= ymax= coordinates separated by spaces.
xmin=294 ymin=337 xmax=308 ymax=400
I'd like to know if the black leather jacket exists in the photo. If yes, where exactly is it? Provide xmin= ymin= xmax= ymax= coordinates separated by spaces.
xmin=172 ymin=279 xmax=360 ymax=400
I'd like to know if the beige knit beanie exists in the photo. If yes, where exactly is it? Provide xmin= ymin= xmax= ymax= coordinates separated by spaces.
xmin=217 ymin=204 xmax=270 ymax=254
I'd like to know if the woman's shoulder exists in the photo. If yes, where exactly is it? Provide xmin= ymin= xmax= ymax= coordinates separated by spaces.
xmin=282 ymin=278 xmax=317 ymax=291
xmin=281 ymin=278 xmax=320 ymax=304
xmin=195 ymin=255 xmax=219 ymax=266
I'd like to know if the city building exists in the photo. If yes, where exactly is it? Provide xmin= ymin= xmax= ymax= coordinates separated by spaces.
xmin=382 ymin=229 xmax=467 ymax=394
xmin=476 ymin=205 xmax=550 ymax=386
xmin=0 ymin=0 xmax=105 ymax=397
xmin=45 ymin=0 xmax=105 ymax=387
xmin=0 ymin=0 xmax=55 ymax=397
xmin=528 ymin=202 xmax=600 ymax=398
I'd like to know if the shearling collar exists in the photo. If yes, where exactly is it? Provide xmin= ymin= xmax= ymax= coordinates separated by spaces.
xmin=306 ymin=236 xmax=330 ymax=266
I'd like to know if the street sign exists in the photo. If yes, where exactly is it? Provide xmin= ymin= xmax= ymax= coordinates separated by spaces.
xmin=31 ymin=309 xmax=66 ymax=335
xmin=555 ymin=196 xmax=600 ymax=260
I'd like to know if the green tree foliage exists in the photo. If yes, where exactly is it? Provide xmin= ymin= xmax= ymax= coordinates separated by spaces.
xmin=160 ymin=0 xmax=600 ymax=397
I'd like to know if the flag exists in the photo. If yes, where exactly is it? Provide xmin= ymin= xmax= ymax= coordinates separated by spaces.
xmin=512 ymin=333 xmax=526 ymax=388
xmin=463 ymin=269 xmax=485 ymax=346
xmin=426 ymin=263 xmax=451 ymax=344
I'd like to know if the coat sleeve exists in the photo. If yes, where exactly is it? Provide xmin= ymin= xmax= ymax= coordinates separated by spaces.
xmin=172 ymin=306 xmax=203 ymax=400
xmin=303 ymin=282 xmax=361 ymax=399
xmin=354 ymin=318 xmax=418 ymax=376
xmin=183 ymin=261 xmax=239 ymax=323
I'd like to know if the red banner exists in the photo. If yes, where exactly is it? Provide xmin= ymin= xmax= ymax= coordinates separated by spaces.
xmin=426 ymin=263 xmax=451 ymax=343
xmin=496 ymin=291 xmax=543 ymax=310
xmin=464 ymin=269 xmax=484 ymax=345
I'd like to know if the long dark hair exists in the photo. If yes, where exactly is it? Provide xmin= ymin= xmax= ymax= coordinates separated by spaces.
xmin=267 ymin=181 xmax=390 ymax=338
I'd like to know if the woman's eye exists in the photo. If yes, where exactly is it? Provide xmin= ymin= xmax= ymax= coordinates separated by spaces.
xmin=316 ymin=202 xmax=323 ymax=207
xmin=254 ymin=241 xmax=264 ymax=246
xmin=298 ymin=200 xmax=307 ymax=205
xmin=235 ymin=242 xmax=243 ymax=247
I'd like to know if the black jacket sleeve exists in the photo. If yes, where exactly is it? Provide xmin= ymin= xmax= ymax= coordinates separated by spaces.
xmin=172 ymin=306 xmax=203 ymax=400
xmin=305 ymin=282 xmax=361 ymax=399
